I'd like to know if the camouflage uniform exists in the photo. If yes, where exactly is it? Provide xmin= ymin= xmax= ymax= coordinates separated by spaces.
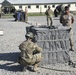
xmin=60 ymin=6 xmax=74 ymax=51
xmin=25 ymin=7 xmax=28 ymax=23
xmin=18 ymin=32 xmax=42 ymax=70
xmin=45 ymin=6 xmax=53 ymax=26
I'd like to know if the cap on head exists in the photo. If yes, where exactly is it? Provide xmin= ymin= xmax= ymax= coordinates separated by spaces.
xmin=25 ymin=32 xmax=34 ymax=39
xmin=65 ymin=6 xmax=69 ymax=10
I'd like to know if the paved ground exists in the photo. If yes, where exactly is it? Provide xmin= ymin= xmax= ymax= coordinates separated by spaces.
xmin=0 ymin=16 xmax=76 ymax=75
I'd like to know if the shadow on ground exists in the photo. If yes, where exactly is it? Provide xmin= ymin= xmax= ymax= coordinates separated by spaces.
xmin=7 ymin=19 xmax=16 ymax=22
xmin=0 ymin=52 xmax=24 ymax=72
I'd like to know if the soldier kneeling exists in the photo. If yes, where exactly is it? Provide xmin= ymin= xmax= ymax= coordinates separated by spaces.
xmin=18 ymin=32 xmax=42 ymax=72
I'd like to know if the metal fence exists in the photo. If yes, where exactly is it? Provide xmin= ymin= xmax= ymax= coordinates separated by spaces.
xmin=26 ymin=26 xmax=71 ymax=65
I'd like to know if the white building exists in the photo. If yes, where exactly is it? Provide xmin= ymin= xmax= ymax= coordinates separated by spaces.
xmin=0 ymin=0 xmax=76 ymax=13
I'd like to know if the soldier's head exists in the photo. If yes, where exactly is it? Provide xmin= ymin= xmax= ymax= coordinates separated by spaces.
xmin=65 ymin=6 xmax=69 ymax=14
xmin=48 ymin=6 xmax=50 ymax=9
xmin=25 ymin=32 xmax=34 ymax=40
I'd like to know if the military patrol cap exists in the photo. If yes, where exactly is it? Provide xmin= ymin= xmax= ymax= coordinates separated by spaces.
xmin=25 ymin=32 xmax=34 ymax=39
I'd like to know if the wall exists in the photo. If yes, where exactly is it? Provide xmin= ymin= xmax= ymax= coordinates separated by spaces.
xmin=70 ymin=4 xmax=76 ymax=11
xmin=13 ymin=3 xmax=76 ymax=13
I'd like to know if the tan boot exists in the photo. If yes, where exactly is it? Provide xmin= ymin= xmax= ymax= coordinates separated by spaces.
xmin=33 ymin=64 xmax=39 ymax=72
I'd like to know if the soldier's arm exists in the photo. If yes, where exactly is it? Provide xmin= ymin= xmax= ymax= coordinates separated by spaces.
xmin=20 ymin=50 xmax=26 ymax=57
xmin=45 ymin=10 xmax=48 ymax=15
xmin=71 ymin=14 xmax=74 ymax=24
xmin=34 ymin=44 xmax=42 ymax=52
xmin=19 ymin=42 xmax=26 ymax=51
xmin=60 ymin=14 xmax=63 ymax=23
xmin=19 ymin=42 xmax=26 ymax=58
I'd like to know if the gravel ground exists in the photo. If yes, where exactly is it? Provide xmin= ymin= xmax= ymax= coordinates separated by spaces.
xmin=0 ymin=16 xmax=76 ymax=75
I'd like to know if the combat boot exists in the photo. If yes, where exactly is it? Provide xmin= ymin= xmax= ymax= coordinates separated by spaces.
xmin=33 ymin=63 xmax=39 ymax=72
xmin=69 ymin=46 xmax=74 ymax=51
xmin=23 ymin=66 xmax=28 ymax=71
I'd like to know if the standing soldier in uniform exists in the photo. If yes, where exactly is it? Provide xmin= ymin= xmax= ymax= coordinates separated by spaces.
xmin=25 ymin=7 xmax=28 ymax=23
xmin=60 ymin=6 xmax=74 ymax=51
xmin=45 ymin=6 xmax=53 ymax=26
xmin=18 ymin=32 xmax=42 ymax=72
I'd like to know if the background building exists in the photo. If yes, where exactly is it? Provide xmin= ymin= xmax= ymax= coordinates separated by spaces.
xmin=0 ymin=0 xmax=76 ymax=13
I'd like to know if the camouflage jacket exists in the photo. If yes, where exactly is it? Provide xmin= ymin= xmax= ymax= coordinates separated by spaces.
xmin=19 ymin=40 xmax=42 ymax=59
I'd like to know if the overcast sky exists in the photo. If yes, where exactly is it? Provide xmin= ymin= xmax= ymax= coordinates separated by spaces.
xmin=0 ymin=0 xmax=76 ymax=4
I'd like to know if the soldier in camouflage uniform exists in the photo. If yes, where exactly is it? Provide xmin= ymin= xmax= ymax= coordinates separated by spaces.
xmin=60 ymin=6 xmax=74 ymax=51
xmin=18 ymin=32 xmax=42 ymax=71
xmin=25 ymin=7 xmax=28 ymax=23
xmin=45 ymin=6 xmax=53 ymax=26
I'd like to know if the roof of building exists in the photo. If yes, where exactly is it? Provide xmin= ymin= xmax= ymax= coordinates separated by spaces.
xmin=0 ymin=0 xmax=76 ymax=4
xmin=2 ymin=0 xmax=13 ymax=7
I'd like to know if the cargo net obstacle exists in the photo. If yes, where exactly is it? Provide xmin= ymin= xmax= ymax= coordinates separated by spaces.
xmin=26 ymin=26 xmax=71 ymax=65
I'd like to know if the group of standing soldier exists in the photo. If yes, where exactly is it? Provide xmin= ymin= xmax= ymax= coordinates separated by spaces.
xmin=18 ymin=5 xmax=75 ymax=72
xmin=14 ymin=7 xmax=28 ymax=23
xmin=45 ymin=5 xmax=74 ymax=51
xmin=0 ymin=5 xmax=74 ymax=72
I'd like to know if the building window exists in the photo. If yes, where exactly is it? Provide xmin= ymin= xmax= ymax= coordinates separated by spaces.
xmin=28 ymin=5 xmax=31 ymax=9
xmin=19 ymin=5 xmax=22 ymax=9
xmin=52 ymin=5 xmax=55 ymax=8
xmin=36 ymin=5 xmax=39 ymax=8
xmin=44 ymin=5 xmax=47 ymax=8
